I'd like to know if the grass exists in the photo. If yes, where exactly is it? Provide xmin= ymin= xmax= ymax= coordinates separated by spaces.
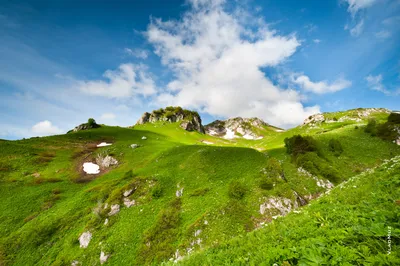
xmin=0 ymin=108 xmax=399 ymax=265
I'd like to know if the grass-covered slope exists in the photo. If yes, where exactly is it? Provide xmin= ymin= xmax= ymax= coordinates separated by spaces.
xmin=0 ymin=108 xmax=399 ymax=265
xmin=178 ymin=156 xmax=400 ymax=265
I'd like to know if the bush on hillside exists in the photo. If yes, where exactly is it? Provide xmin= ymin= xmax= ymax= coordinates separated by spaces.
xmin=387 ymin=112 xmax=400 ymax=124
xmin=265 ymin=158 xmax=283 ymax=178
xmin=364 ymin=119 xmax=377 ymax=136
xmin=228 ymin=181 xmax=247 ymax=199
xmin=151 ymin=185 xmax=163 ymax=199
xmin=376 ymin=122 xmax=398 ymax=141
xmin=284 ymin=135 xmax=318 ymax=156
xmin=296 ymin=152 xmax=341 ymax=184
xmin=328 ymin=138 xmax=343 ymax=156
xmin=87 ymin=118 xmax=96 ymax=127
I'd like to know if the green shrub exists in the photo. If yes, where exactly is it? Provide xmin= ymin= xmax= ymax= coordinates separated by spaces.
xmin=296 ymin=152 xmax=341 ymax=184
xmin=264 ymin=158 xmax=283 ymax=178
xmin=151 ymin=185 xmax=163 ymax=199
xmin=228 ymin=181 xmax=247 ymax=199
xmin=328 ymin=138 xmax=343 ymax=156
xmin=387 ymin=112 xmax=400 ymax=124
xmin=333 ymin=117 xmax=338 ymax=121
xmin=259 ymin=179 xmax=274 ymax=190
xmin=284 ymin=135 xmax=318 ymax=156
xmin=87 ymin=118 xmax=96 ymax=126
xmin=364 ymin=119 xmax=377 ymax=136
xmin=354 ymin=126 xmax=359 ymax=129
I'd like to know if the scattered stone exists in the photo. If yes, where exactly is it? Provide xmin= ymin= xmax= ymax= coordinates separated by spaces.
xmin=79 ymin=231 xmax=92 ymax=248
xmin=97 ymin=142 xmax=112 ymax=147
xmin=123 ymin=198 xmax=136 ymax=208
xmin=32 ymin=172 xmax=41 ymax=178
xmin=96 ymin=155 xmax=118 ymax=168
xmin=103 ymin=203 xmax=109 ymax=210
xmin=104 ymin=218 xmax=109 ymax=225
xmin=204 ymin=220 xmax=208 ymax=225
xmin=130 ymin=144 xmax=140 ymax=149
xmin=260 ymin=197 xmax=296 ymax=216
xmin=123 ymin=189 xmax=133 ymax=197
xmin=142 ymin=136 xmax=147 ymax=140
xmin=194 ymin=229 xmax=202 ymax=237
xmin=100 ymin=251 xmax=109 ymax=264
xmin=176 ymin=188 xmax=184 ymax=197
xmin=108 ymin=204 xmax=120 ymax=216
xmin=83 ymin=162 xmax=100 ymax=174
xmin=71 ymin=260 xmax=80 ymax=266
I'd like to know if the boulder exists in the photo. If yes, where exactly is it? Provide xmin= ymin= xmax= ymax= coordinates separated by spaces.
xmin=123 ymin=198 xmax=136 ymax=208
xmin=130 ymin=144 xmax=140 ymax=149
xmin=96 ymin=155 xmax=118 ymax=168
xmin=79 ymin=231 xmax=92 ymax=248
xmin=108 ymin=204 xmax=120 ymax=216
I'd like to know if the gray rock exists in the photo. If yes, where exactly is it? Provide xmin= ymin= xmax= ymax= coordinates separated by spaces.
xmin=130 ymin=144 xmax=140 ymax=149
xmin=79 ymin=231 xmax=92 ymax=248
xmin=176 ymin=188 xmax=184 ymax=197
xmin=96 ymin=155 xmax=118 ymax=168
xmin=100 ymin=251 xmax=109 ymax=264
xmin=108 ymin=204 xmax=120 ymax=216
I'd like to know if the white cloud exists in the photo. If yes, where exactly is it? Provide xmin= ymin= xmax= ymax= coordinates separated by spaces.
xmin=124 ymin=48 xmax=149 ymax=59
xmin=347 ymin=19 xmax=364 ymax=37
xmin=382 ymin=16 xmax=400 ymax=26
xmin=375 ymin=30 xmax=391 ymax=39
xmin=366 ymin=74 xmax=390 ymax=94
xmin=146 ymin=0 xmax=319 ymax=128
xmin=345 ymin=0 xmax=377 ymax=17
xmin=31 ymin=120 xmax=63 ymax=136
xmin=313 ymin=39 xmax=321 ymax=44
xmin=293 ymin=74 xmax=352 ymax=94
xmin=79 ymin=63 xmax=156 ymax=98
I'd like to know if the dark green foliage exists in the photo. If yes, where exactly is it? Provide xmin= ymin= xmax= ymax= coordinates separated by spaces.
xmin=364 ymin=119 xmax=377 ymax=136
xmin=284 ymin=135 xmax=318 ymax=156
xmin=259 ymin=179 xmax=274 ymax=190
xmin=151 ymin=184 xmax=163 ymax=199
xmin=296 ymin=152 xmax=341 ymax=184
xmin=123 ymin=170 xmax=134 ymax=179
xmin=333 ymin=117 xmax=338 ymax=121
xmin=228 ymin=181 xmax=247 ymax=199
xmin=328 ymin=138 xmax=343 ymax=156
xmin=355 ymin=125 xmax=359 ymax=129
xmin=387 ymin=112 xmax=400 ymax=124
xmin=376 ymin=122 xmax=397 ymax=141
xmin=87 ymin=118 xmax=96 ymax=127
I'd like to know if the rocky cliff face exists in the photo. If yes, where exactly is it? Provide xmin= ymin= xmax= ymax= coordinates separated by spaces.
xmin=205 ymin=117 xmax=279 ymax=140
xmin=69 ymin=119 xmax=101 ymax=133
xmin=136 ymin=107 xmax=205 ymax=133
xmin=303 ymin=108 xmax=390 ymax=127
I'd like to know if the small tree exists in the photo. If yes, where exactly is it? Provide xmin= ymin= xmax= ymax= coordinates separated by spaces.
xmin=88 ymin=118 xmax=96 ymax=126
xmin=364 ymin=119 xmax=377 ymax=136
xmin=328 ymin=138 xmax=343 ymax=156
xmin=228 ymin=181 xmax=247 ymax=199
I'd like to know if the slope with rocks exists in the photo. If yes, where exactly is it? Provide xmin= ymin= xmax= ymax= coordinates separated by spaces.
xmin=0 ymin=107 xmax=399 ymax=265
xmin=205 ymin=117 xmax=283 ymax=140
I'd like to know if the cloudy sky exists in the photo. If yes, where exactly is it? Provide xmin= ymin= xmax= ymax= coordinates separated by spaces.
xmin=1 ymin=0 xmax=399 ymax=139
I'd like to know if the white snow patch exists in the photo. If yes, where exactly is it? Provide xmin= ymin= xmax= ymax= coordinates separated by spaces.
xmin=83 ymin=162 xmax=100 ymax=174
xmin=223 ymin=128 xmax=236 ymax=139
xmin=97 ymin=142 xmax=112 ymax=147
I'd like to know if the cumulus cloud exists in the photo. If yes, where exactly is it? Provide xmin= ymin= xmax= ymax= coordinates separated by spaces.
xmin=293 ymin=74 xmax=352 ymax=94
xmin=79 ymin=64 xmax=156 ymax=98
xmin=345 ymin=0 xmax=377 ymax=17
xmin=31 ymin=120 xmax=63 ymax=136
xmin=146 ymin=0 xmax=319 ymax=128
xmin=124 ymin=48 xmax=149 ymax=59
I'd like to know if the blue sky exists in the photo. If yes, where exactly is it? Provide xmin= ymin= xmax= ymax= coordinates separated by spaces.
xmin=1 ymin=0 xmax=399 ymax=139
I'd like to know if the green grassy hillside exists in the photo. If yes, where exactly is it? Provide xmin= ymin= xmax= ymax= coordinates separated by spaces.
xmin=0 ymin=108 xmax=399 ymax=265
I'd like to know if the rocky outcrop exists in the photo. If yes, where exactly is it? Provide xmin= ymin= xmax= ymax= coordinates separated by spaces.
xmin=69 ymin=119 xmax=101 ymax=133
xmin=79 ymin=231 xmax=92 ymax=248
xmin=205 ymin=117 xmax=278 ymax=140
xmin=136 ymin=107 xmax=205 ymax=133
xmin=303 ymin=114 xmax=325 ymax=125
